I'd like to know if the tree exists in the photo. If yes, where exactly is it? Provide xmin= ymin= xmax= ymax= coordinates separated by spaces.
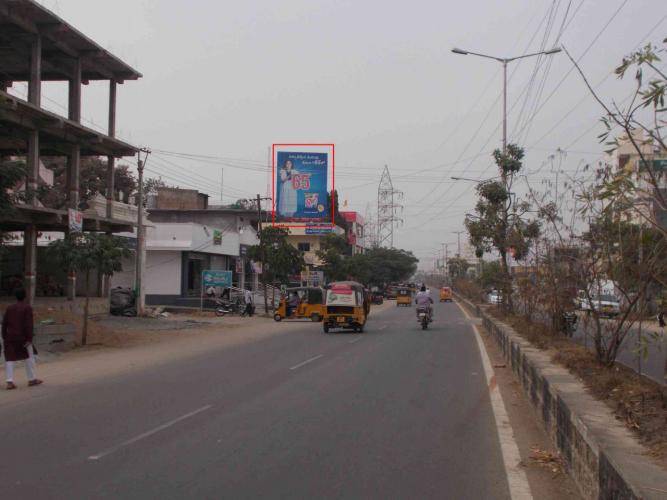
xmin=0 ymin=159 xmax=26 ymax=252
xmin=465 ymin=144 xmax=540 ymax=311
xmin=477 ymin=260 xmax=503 ymax=290
xmin=316 ymin=234 xmax=351 ymax=281
xmin=247 ymin=227 xmax=305 ymax=313
xmin=347 ymin=247 xmax=418 ymax=287
xmin=143 ymin=176 xmax=168 ymax=198
xmin=447 ymin=257 xmax=470 ymax=280
xmin=40 ymin=157 xmax=137 ymax=208
xmin=48 ymin=234 xmax=130 ymax=345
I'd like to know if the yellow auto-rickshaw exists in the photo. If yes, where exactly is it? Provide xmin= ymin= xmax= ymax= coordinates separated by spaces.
xmin=274 ymin=287 xmax=325 ymax=322
xmin=322 ymin=281 xmax=368 ymax=333
xmin=396 ymin=287 xmax=412 ymax=307
xmin=439 ymin=286 xmax=453 ymax=302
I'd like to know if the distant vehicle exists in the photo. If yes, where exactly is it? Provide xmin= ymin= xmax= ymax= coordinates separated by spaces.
xmin=396 ymin=287 xmax=412 ymax=307
xmin=322 ymin=281 xmax=368 ymax=333
xmin=439 ymin=287 xmax=453 ymax=302
xmin=578 ymin=280 xmax=621 ymax=317
xmin=385 ymin=285 xmax=398 ymax=300
xmin=579 ymin=293 xmax=620 ymax=317
xmin=487 ymin=290 xmax=502 ymax=305
xmin=371 ymin=291 xmax=384 ymax=305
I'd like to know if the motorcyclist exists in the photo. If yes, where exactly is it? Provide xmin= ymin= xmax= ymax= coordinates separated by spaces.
xmin=415 ymin=285 xmax=434 ymax=321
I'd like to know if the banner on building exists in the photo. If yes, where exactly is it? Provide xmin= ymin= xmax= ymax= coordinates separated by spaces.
xmin=275 ymin=151 xmax=328 ymax=220
xmin=68 ymin=209 xmax=83 ymax=233
xmin=202 ymin=270 xmax=232 ymax=288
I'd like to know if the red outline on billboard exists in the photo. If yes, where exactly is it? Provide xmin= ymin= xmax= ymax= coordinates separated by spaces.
xmin=271 ymin=144 xmax=335 ymax=229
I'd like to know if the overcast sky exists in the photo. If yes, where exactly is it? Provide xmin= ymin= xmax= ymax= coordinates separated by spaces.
xmin=21 ymin=0 xmax=667 ymax=268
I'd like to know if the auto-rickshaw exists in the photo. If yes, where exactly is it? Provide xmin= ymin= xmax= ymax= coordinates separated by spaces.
xmin=439 ymin=286 xmax=453 ymax=302
xmin=274 ymin=287 xmax=325 ymax=322
xmin=396 ymin=287 xmax=412 ymax=306
xmin=322 ymin=281 xmax=368 ymax=333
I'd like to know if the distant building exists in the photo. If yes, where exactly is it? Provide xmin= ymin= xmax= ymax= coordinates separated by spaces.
xmin=283 ymin=223 xmax=346 ymax=271
xmin=340 ymin=212 xmax=366 ymax=254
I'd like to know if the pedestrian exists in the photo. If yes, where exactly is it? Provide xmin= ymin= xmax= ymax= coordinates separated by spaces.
xmin=243 ymin=288 xmax=254 ymax=317
xmin=1 ymin=288 xmax=42 ymax=390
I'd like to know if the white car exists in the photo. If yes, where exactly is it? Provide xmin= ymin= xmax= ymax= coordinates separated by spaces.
xmin=579 ymin=293 xmax=620 ymax=317
xmin=487 ymin=291 xmax=502 ymax=305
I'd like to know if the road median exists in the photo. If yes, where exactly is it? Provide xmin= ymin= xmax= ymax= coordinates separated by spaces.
xmin=455 ymin=292 xmax=667 ymax=500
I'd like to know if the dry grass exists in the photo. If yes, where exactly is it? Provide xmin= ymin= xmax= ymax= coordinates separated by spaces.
xmin=481 ymin=302 xmax=667 ymax=467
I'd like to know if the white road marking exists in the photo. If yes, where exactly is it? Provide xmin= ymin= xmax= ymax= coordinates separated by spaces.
xmin=88 ymin=405 xmax=212 ymax=461
xmin=378 ymin=325 xmax=387 ymax=331
xmin=458 ymin=303 xmax=533 ymax=500
xmin=289 ymin=354 xmax=324 ymax=371
xmin=348 ymin=337 xmax=363 ymax=344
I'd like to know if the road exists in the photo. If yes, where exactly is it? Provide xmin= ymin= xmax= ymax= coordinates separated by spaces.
xmin=1 ymin=300 xmax=516 ymax=499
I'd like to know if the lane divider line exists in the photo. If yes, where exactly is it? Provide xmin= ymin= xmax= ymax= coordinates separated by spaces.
xmin=348 ymin=337 xmax=363 ymax=344
xmin=457 ymin=302 xmax=533 ymax=500
xmin=289 ymin=354 xmax=324 ymax=371
xmin=88 ymin=405 xmax=213 ymax=461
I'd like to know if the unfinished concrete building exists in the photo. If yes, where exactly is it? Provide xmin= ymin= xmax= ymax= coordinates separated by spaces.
xmin=0 ymin=0 xmax=142 ymax=303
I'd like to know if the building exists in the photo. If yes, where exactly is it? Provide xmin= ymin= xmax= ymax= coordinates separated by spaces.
xmin=607 ymin=131 xmax=667 ymax=227
xmin=340 ymin=211 xmax=366 ymax=254
xmin=0 ymin=0 xmax=142 ymax=303
xmin=143 ymin=188 xmax=261 ymax=306
xmin=283 ymin=223 xmax=346 ymax=271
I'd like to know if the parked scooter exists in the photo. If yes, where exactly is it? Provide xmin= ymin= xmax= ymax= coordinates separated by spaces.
xmin=562 ymin=311 xmax=578 ymax=337
xmin=214 ymin=297 xmax=244 ymax=317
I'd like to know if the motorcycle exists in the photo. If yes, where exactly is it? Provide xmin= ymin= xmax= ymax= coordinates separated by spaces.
xmin=561 ymin=311 xmax=578 ymax=337
xmin=214 ymin=297 xmax=244 ymax=317
xmin=417 ymin=306 xmax=430 ymax=330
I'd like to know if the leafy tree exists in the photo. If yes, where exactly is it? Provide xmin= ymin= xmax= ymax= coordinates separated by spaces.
xmin=247 ymin=226 xmax=305 ymax=313
xmin=447 ymin=257 xmax=470 ymax=280
xmin=347 ymin=247 xmax=418 ymax=287
xmin=0 ymin=159 xmax=26 ymax=251
xmin=40 ymin=157 xmax=137 ymax=208
xmin=48 ymin=234 xmax=130 ymax=345
xmin=143 ymin=176 xmax=168 ymax=198
xmin=316 ymin=234 xmax=351 ymax=281
xmin=465 ymin=144 xmax=540 ymax=311
xmin=476 ymin=260 xmax=503 ymax=290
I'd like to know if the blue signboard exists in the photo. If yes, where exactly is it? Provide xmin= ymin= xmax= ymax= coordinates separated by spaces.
xmin=276 ymin=151 xmax=329 ymax=220
xmin=202 ymin=270 xmax=232 ymax=288
xmin=305 ymin=227 xmax=333 ymax=235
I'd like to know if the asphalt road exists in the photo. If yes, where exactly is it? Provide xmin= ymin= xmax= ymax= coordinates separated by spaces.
xmin=1 ymin=300 xmax=512 ymax=499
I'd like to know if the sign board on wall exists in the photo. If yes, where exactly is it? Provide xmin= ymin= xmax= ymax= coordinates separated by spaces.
xmin=213 ymin=230 xmax=222 ymax=245
xmin=68 ymin=209 xmax=83 ymax=233
xmin=275 ymin=151 xmax=328 ymax=220
xmin=202 ymin=270 xmax=232 ymax=288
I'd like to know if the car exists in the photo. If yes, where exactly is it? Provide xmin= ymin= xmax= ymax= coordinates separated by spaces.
xmin=487 ymin=290 xmax=502 ymax=305
xmin=579 ymin=293 xmax=620 ymax=317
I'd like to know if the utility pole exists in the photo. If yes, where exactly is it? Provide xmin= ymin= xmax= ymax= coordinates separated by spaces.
xmin=136 ymin=148 xmax=150 ymax=316
xmin=252 ymin=193 xmax=271 ymax=314
xmin=452 ymin=230 xmax=464 ymax=257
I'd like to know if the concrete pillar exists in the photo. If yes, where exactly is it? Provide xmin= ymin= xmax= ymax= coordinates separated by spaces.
xmin=28 ymin=36 xmax=41 ymax=105
xmin=24 ymin=226 xmax=37 ymax=304
xmin=107 ymin=80 xmax=117 ymax=218
xmin=68 ymin=58 xmax=81 ymax=122
xmin=68 ymin=145 xmax=80 ymax=209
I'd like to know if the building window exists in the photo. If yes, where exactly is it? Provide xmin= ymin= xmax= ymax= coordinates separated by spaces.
xmin=298 ymin=242 xmax=311 ymax=252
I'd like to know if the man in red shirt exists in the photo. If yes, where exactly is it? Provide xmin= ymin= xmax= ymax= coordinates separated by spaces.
xmin=1 ymin=289 xmax=42 ymax=390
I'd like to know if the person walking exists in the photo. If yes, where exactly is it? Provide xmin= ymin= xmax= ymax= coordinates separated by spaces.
xmin=1 ymin=289 xmax=42 ymax=390
xmin=243 ymin=288 xmax=254 ymax=317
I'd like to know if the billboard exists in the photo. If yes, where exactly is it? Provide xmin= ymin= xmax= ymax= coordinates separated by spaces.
xmin=275 ymin=151 xmax=329 ymax=220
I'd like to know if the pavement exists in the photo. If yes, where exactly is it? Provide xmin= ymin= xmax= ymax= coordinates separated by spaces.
xmin=0 ymin=300 xmax=577 ymax=499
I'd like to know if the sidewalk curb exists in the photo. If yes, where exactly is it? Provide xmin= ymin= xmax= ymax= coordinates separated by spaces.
xmin=455 ymin=292 xmax=667 ymax=500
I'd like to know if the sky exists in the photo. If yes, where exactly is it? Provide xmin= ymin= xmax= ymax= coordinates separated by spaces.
xmin=16 ymin=0 xmax=667 ymax=269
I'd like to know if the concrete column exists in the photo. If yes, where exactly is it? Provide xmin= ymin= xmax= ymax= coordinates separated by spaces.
xmin=68 ymin=145 xmax=80 ymax=209
xmin=26 ymin=35 xmax=41 ymax=206
xmin=68 ymin=58 xmax=81 ymax=122
xmin=28 ymin=36 xmax=41 ymax=105
xmin=24 ymin=226 xmax=37 ymax=304
xmin=106 ymin=80 xmax=117 ymax=220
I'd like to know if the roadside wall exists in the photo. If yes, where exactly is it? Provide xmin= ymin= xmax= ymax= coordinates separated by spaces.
xmin=456 ymin=293 xmax=667 ymax=500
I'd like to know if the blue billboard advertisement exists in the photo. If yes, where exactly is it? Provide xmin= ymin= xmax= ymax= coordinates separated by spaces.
xmin=275 ymin=151 xmax=329 ymax=220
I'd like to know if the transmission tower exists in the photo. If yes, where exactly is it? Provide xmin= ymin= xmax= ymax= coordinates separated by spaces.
xmin=377 ymin=165 xmax=403 ymax=248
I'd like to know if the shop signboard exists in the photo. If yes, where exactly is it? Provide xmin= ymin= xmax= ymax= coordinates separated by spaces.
xmin=213 ymin=230 xmax=222 ymax=245
xmin=68 ymin=208 xmax=83 ymax=233
xmin=202 ymin=270 xmax=232 ymax=288
xmin=275 ymin=151 xmax=328 ymax=220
